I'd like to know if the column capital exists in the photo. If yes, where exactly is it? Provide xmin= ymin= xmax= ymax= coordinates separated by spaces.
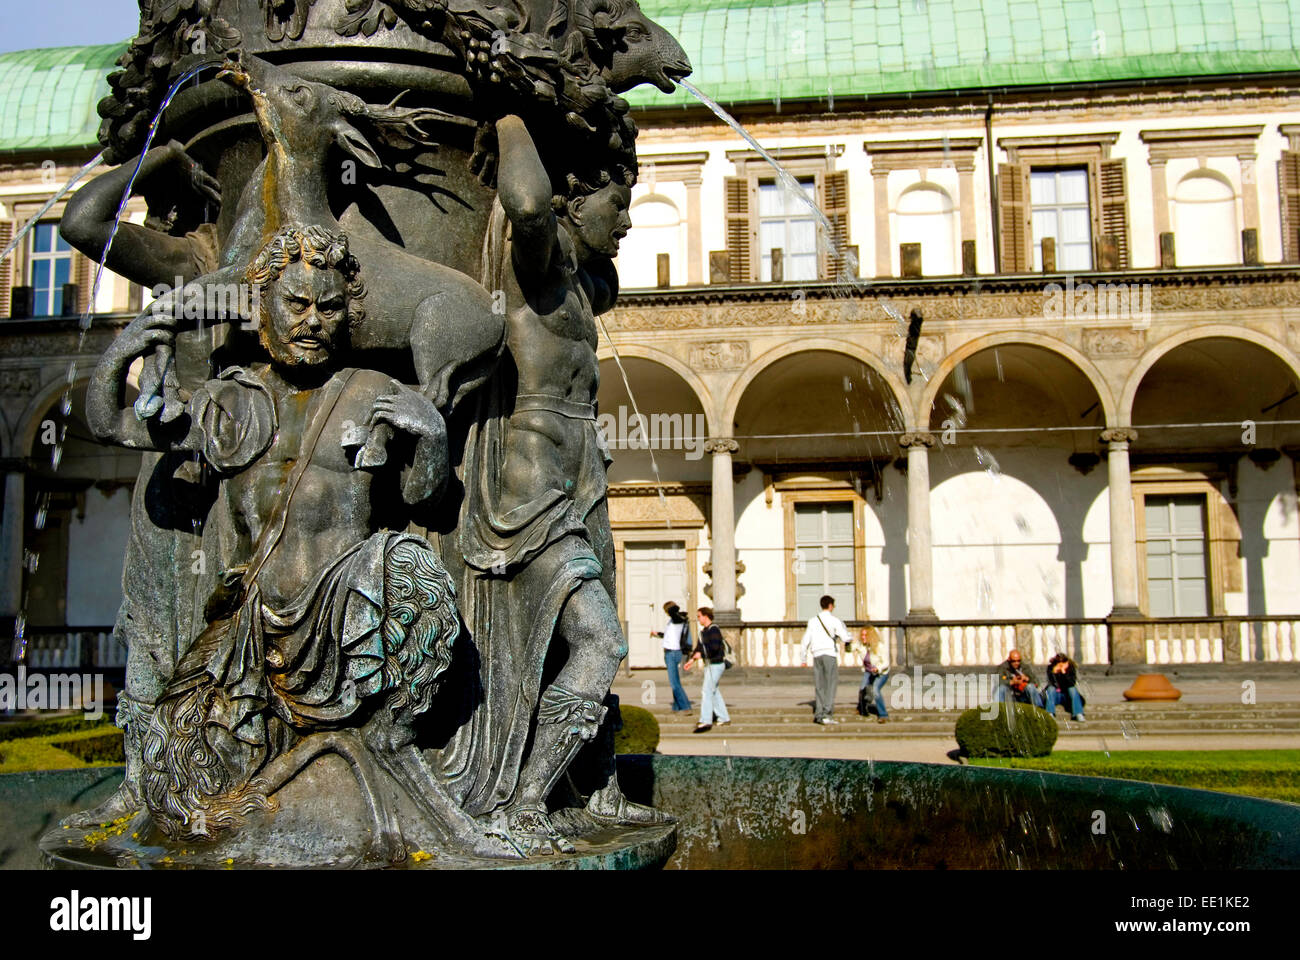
xmin=1101 ymin=427 xmax=1138 ymax=446
xmin=704 ymin=438 xmax=739 ymax=456
xmin=899 ymin=431 xmax=936 ymax=449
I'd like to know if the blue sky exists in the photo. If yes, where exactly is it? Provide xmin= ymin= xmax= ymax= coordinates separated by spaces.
xmin=0 ymin=0 xmax=138 ymax=54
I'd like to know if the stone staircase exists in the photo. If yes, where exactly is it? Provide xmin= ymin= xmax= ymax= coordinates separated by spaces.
xmin=647 ymin=702 xmax=1300 ymax=740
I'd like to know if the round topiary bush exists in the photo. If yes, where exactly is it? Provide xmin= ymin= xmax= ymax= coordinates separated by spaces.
xmin=613 ymin=705 xmax=661 ymax=755
xmin=955 ymin=701 xmax=1058 ymax=758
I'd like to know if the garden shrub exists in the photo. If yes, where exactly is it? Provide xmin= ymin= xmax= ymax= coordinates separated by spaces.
xmin=955 ymin=701 xmax=1057 ymax=758
xmin=613 ymin=705 xmax=660 ymax=755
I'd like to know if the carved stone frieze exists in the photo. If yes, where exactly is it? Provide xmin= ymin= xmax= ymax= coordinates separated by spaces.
xmin=607 ymin=275 xmax=1300 ymax=332
xmin=1083 ymin=327 xmax=1147 ymax=357
xmin=688 ymin=340 xmax=749 ymax=370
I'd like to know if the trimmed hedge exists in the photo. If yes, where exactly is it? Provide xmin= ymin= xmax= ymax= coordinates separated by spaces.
xmin=613 ymin=705 xmax=660 ymax=755
xmin=0 ymin=723 xmax=124 ymax=772
xmin=0 ymin=712 xmax=109 ymax=743
xmin=955 ymin=701 xmax=1058 ymax=758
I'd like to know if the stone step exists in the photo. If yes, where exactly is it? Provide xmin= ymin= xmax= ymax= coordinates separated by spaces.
xmin=653 ymin=714 xmax=1300 ymax=734
xmin=659 ymin=726 xmax=1297 ymax=739
xmin=647 ymin=709 xmax=1300 ymax=725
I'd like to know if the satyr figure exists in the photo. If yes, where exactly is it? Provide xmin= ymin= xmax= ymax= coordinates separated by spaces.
xmin=86 ymin=224 xmax=519 ymax=860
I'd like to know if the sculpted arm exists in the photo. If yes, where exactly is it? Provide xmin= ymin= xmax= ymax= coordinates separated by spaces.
xmin=86 ymin=303 xmax=202 ymax=452
xmin=495 ymin=114 xmax=558 ymax=279
xmin=61 ymin=140 xmax=221 ymax=287
xmin=366 ymin=382 xmax=449 ymax=506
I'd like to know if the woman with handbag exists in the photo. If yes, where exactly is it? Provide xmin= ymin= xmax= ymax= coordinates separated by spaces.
xmin=683 ymin=606 xmax=731 ymax=733
xmin=857 ymin=627 xmax=891 ymax=724
xmin=651 ymin=602 xmax=693 ymax=712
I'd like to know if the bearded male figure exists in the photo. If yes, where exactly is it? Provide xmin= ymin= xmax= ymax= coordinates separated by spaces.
xmin=84 ymin=224 xmax=519 ymax=860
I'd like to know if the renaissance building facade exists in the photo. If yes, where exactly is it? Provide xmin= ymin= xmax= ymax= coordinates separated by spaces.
xmin=3 ymin=0 xmax=1300 ymax=674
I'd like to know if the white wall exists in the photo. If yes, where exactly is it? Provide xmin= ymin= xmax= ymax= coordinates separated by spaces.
xmin=65 ymin=485 xmax=129 ymax=626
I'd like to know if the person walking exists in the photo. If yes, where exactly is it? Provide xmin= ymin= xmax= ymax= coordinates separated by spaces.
xmin=801 ymin=595 xmax=850 ymax=725
xmin=857 ymin=627 xmax=891 ymax=724
xmin=651 ymin=601 xmax=692 ymax=712
xmin=683 ymin=606 xmax=730 ymax=733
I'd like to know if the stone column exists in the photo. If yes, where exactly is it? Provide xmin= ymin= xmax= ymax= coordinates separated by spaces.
xmin=1103 ymin=428 xmax=1145 ymax=665
xmin=899 ymin=433 xmax=939 ymax=665
xmin=685 ymin=176 xmax=704 ymax=285
xmin=0 ymin=467 xmax=23 ymax=619
xmin=1237 ymin=152 xmax=1260 ymax=234
xmin=957 ymin=163 xmax=977 ymax=251
xmin=1149 ymin=158 xmax=1170 ymax=245
xmin=872 ymin=168 xmax=891 ymax=277
xmin=705 ymin=439 xmax=740 ymax=618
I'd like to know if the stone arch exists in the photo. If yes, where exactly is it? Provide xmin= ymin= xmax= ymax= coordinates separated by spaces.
xmin=920 ymin=331 xmax=1118 ymax=428
xmin=1119 ymin=326 xmax=1300 ymax=427
xmin=596 ymin=343 xmax=718 ymax=435
xmin=722 ymin=338 xmax=912 ymax=434
xmin=15 ymin=372 xmax=92 ymax=457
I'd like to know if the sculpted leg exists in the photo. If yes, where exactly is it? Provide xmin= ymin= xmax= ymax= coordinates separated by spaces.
xmin=506 ymin=579 xmax=627 ymax=854
xmin=59 ymin=695 xmax=153 ymax=829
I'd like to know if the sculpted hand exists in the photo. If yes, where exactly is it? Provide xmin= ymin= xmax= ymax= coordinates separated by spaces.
xmin=368 ymin=381 xmax=446 ymax=441
xmin=166 ymin=140 xmax=222 ymax=207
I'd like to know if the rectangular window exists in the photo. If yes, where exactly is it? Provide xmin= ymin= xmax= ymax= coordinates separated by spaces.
xmin=1030 ymin=168 xmax=1092 ymax=271
xmin=29 ymin=221 xmax=73 ymax=317
xmin=758 ymin=178 xmax=818 ymax=282
xmin=794 ymin=502 xmax=856 ymax=621
xmin=1144 ymin=495 xmax=1210 ymax=617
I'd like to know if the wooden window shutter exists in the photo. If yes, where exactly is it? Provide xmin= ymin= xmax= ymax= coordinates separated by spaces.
xmin=820 ymin=170 xmax=851 ymax=279
xmin=997 ymin=163 xmax=1030 ymax=272
xmin=1280 ymin=151 xmax=1300 ymax=263
xmin=724 ymin=176 xmax=753 ymax=282
xmin=73 ymin=250 xmax=94 ymax=315
xmin=1098 ymin=159 xmax=1130 ymax=269
xmin=0 ymin=220 xmax=13 ymax=319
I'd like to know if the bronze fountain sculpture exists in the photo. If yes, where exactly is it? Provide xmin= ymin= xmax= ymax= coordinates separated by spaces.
xmin=46 ymin=0 xmax=690 ymax=868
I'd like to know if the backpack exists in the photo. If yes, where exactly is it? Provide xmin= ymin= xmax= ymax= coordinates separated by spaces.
xmin=678 ymin=621 xmax=693 ymax=657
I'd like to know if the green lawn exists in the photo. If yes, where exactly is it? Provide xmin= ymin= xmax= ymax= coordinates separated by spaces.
xmin=970 ymin=750 xmax=1300 ymax=804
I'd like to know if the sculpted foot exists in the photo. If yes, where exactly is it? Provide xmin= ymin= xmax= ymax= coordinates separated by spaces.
xmin=586 ymin=784 xmax=675 ymax=826
xmin=506 ymin=804 xmax=576 ymax=856
xmin=59 ymin=784 xmax=141 ymax=830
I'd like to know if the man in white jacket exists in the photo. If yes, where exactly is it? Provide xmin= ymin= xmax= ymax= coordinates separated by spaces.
xmin=801 ymin=595 xmax=850 ymax=725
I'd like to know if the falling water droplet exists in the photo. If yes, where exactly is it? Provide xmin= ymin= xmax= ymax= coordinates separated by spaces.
xmin=50 ymin=444 xmax=63 ymax=470
xmin=974 ymin=446 xmax=1002 ymax=479
xmin=1119 ymin=718 xmax=1140 ymax=740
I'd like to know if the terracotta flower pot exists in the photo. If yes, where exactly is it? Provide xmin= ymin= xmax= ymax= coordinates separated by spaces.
xmin=1123 ymin=673 xmax=1182 ymax=701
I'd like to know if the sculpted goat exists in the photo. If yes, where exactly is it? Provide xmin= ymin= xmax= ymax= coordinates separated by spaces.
xmin=129 ymin=51 xmax=505 ymax=421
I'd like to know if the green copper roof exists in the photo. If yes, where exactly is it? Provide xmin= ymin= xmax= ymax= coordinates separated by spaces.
xmin=3 ymin=1 xmax=1300 ymax=152
xmin=629 ymin=0 xmax=1300 ymax=108
xmin=0 ymin=43 xmax=122 ymax=154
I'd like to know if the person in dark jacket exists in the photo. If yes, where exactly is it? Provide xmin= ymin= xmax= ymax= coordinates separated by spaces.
xmin=1044 ymin=652 xmax=1086 ymax=721
xmin=996 ymin=650 xmax=1045 ymax=708
xmin=683 ymin=606 xmax=730 ymax=733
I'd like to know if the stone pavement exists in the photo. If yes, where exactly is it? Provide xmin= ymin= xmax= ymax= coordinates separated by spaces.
xmin=611 ymin=666 xmax=1300 ymax=763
